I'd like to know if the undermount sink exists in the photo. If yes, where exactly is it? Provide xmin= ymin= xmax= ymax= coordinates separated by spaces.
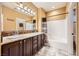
xmin=7 ymin=36 xmax=23 ymax=40
xmin=3 ymin=35 xmax=23 ymax=40
xmin=7 ymin=37 xmax=18 ymax=40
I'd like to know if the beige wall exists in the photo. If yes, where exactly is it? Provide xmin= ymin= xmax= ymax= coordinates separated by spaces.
xmin=37 ymin=7 xmax=66 ymax=32
xmin=0 ymin=4 xmax=2 ymax=43
xmin=2 ymin=6 xmax=32 ymax=31
xmin=0 ymin=2 xmax=46 ymax=32
xmin=1 ymin=3 xmax=67 ymax=32
xmin=37 ymin=8 xmax=46 ymax=32
xmin=1 ymin=2 xmax=38 ymax=31
xmin=0 ymin=5 xmax=1 ymax=55
xmin=24 ymin=2 xmax=38 ymax=30
xmin=47 ymin=7 xmax=67 ymax=20
xmin=0 ymin=4 xmax=2 ymax=33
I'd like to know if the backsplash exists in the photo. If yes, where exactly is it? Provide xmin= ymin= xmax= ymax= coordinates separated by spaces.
xmin=1 ymin=30 xmax=37 ymax=37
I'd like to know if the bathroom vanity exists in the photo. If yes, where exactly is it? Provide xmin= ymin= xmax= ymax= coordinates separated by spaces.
xmin=1 ymin=32 xmax=46 ymax=56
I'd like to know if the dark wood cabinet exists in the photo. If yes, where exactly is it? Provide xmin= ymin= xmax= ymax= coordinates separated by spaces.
xmin=41 ymin=34 xmax=44 ymax=47
xmin=1 ymin=44 xmax=10 ymax=56
xmin=9 ymin=41 xmax=22 ymax=56
xmin=41 ymin=34 xmax=47 ymax=46
xmin=37 ymin=35 xmax=42 ymax=51
xmin=32 ymin=36 xmax=38 ymax=55
xmin=1 ymin=40 xmax=23 ymax=56
xmin=1 ymin=34 xmax=46 ymax=56
xmin=23 ymin=38 xmax=32 ymax=56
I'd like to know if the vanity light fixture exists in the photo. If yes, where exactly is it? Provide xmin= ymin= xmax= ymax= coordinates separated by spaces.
xmin=19 ymin=3 xmax=23 ymax=8
xmin=25 ymin=11 xmax=28 ymax=14
xmin=30 ymin=10 xmax=33 ymax=13
xmin=17 ymin=7 xmax=20 ymax=10
xmin=21 ymin=9 xmax=25 ymax=12
xmin=24 ymin=7 xmax=27 ymax=10
xmin=16 ymin=3 xmax=36 ymax=16
xmin=27 ymin=8 xmax=31 ymax=12
xmin=28 ymin=13 xmax=31 ymax=15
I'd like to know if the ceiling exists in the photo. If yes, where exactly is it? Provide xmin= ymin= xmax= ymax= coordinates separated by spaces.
xmin=33 ymin=2 xmax=67 ymax=12
xmin=1 ymin=2 xmax=67 ymax=12
xmin=1 ymin=2 xmax=18 ymax=9
xmin=0 ymin=2 xmax=36 ymax=16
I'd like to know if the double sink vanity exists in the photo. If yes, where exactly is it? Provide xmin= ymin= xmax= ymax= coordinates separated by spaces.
xmin=0 ymin=32 xmax=46 ymax=56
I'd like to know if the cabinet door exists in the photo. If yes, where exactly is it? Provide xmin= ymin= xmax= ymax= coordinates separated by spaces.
xmin=37 ymin=35 xmax=42 ymax=51
xmin=41 ymin=34 xmax=46 ymax=46
xmin=23 ymin=39 xmax=27 ymax=56
xmin=1 ymin=44 xmax=10 ymax=56
xmin=23 ymin=38 xmax=32 ymax=56
xmin=32 ymin=36 xmax=38 ymax=55
xmin=41 ymin=34 xmax=43 ymax=47
xmin=1 ymin=41 xmax=23 ymax=56
xmin=9 ymin=41 xmax=22 ymax=56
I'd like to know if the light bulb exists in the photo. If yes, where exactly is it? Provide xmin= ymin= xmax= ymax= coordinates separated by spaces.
xmin=19 ymin=3 xmax=23 ymax=8
xmin=27 ymin=8 xmax=31 ymax=12
xmin=28 ymin=12 xmax=30 ymax=15
xmin=21 ymin=9 xmax=25 ymax=12
xmin=17 ymin=7 xmax=20 ymax=10
xmin=25 ymin=11 xmax=28 ymax=14
xmin=31 ymin=10 xmax=33 ymax=13
xmin=24 ymin=7 xmax=27 ymax=10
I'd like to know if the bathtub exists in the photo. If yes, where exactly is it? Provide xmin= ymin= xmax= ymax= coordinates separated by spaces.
xmin=47 ymin=37 xmax=68 ymax=55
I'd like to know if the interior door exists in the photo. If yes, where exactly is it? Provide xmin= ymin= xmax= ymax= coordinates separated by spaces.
xmin=73 ymin=21 xmax=77 ymax=55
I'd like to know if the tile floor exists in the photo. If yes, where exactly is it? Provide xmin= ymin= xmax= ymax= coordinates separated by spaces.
xmin=35 ymin=44 xmax=76 ymax=56
xmin=35 ymin=38 xmax=75 ymax=56
xmin=35 ymin=46 xmax=68 ymax=56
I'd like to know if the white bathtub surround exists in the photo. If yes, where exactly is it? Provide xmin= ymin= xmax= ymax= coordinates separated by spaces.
xmin=47 ymin=39 xmax=69 ymax=55
xmin=46 ymin=20 xmax=70 ymax=55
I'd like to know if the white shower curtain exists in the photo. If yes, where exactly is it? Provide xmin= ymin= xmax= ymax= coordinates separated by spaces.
xmin=47 ymin=20 xmax=68 ymax=55
xmin=47 ymin=20 xmax=67 ymax=43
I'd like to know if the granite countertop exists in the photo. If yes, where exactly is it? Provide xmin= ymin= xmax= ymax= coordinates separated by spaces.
xmin=1 ymin=32 xmax=44 ymax=45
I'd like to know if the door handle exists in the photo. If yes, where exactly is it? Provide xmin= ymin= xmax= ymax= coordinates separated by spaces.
xmin=72 ymin=33 xmax=74 ymax=35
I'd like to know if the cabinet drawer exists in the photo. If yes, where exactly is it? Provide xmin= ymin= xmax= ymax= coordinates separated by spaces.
xmin=32 ymin=47 xmax=38 ymax=55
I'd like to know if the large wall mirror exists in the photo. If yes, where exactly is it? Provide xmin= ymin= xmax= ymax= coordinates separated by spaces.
xmin=16 ymin=18 xmax=33 ymax=31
